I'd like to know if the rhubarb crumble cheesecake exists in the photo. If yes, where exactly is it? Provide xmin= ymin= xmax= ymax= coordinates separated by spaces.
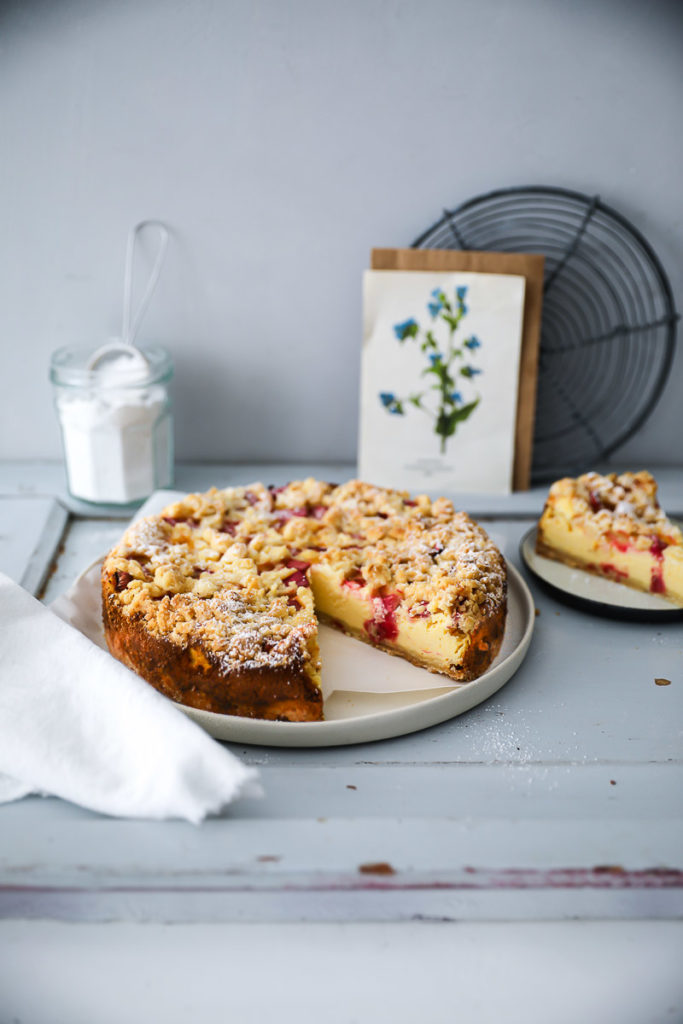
xmin=102 ymin=479 xmax=508 ymax=720
xmin=536 ymin=471 xmax=683 ymax=605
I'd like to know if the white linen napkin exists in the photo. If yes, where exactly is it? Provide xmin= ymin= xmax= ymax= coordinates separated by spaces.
xmin=0 ymin=571 xmax=260 ymax=822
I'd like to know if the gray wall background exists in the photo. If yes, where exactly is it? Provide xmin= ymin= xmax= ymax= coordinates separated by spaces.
xmin=1 ymin=0 xmax=681 ymax=465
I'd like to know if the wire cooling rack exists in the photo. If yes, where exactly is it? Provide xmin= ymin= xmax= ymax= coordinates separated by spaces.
xmin=413 ymin=186 xmax=678 ymax=482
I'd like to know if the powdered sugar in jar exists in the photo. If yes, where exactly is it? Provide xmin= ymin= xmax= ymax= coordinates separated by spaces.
xmin=50 ymin=343 xmax=173 ymax=505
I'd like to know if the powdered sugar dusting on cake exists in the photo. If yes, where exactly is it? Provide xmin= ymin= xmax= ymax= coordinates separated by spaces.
xmin=614 ymin=500 xmax=635 ymax=518
xmin=193 ymin=594 xmax=315 ymax=672
xmin=119 ymin=516 xmax=170 ymax=558
xmin=103 ymin=477 xmax=509 ymax=684
xmin=547 ymin=470 xmax=681 ymax=543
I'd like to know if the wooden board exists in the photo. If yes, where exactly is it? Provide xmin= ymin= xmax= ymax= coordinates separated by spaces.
xmin=371 ymin=248 xmax=545 ymax=491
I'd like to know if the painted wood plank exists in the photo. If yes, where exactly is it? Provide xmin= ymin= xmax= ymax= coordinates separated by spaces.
xmin=3 ymin=767 xmax=681 ymax=872
xmin=3 ymin=801 xmax=680 ymax=879
xmin=2 ymin=763 xmax=681 ymax=921
xmin=40 ymin=518 xmax=126 ymax=603
xmin=0 ymin=921 xmax=680 ymax=1024
xmin=0 ymin=496 xmax=68 ymax=596
xmin=1 ymin=885 xmax=680 ymax=924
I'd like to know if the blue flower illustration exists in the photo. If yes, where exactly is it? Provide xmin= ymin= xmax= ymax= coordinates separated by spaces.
xmin=379 ymin=392 xmax=405 ymax=415
xmin=380 ymin=286 xmax=483 ymax=453
xmin=428 ymin=288 xmax=444 ymax=318
xmin=394 ymin=318 xmax=419 ymax=341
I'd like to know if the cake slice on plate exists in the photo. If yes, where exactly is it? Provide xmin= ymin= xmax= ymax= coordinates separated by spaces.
xmin=536 ymin=471 xmax=683 ymax=606
xmin=268 ymin=479 xmax=507 ymax=683
xmin=308 ymin=521 xmax=506 ymax=682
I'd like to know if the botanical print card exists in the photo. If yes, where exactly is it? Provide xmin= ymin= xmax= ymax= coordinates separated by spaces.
xmin=359 ymin=270 xmax=527 ymax=494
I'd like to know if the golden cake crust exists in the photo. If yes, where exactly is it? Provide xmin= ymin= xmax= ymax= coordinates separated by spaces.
xmin=102 ymin=478 xmax=508 ymax=719
xmin=102 ymin=578 xmax=323 ymax=720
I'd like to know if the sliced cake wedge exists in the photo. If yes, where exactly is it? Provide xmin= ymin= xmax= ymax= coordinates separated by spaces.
xmin=536 ymin=471 xmax=683 ymax=606
xmin=102 ymin=501 xmax=323 ymax=721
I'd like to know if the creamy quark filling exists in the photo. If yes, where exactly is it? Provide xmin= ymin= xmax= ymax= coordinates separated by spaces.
xmin=310 ymin=564 xmax=470 ymax=673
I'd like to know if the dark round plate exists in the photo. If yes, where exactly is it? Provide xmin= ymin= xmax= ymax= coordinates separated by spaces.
xmin=520 ymin=525 xmax=683 ymax=622
xmin=413 ymin=186 xmax=679 ymax=483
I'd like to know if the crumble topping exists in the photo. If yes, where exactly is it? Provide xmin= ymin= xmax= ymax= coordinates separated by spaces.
xmin=151 ymin=591 xmax=317 ymax=672
xmin=542 ymin=471 xmax=682 ymax=549
xmin=104 ymin=478 xmax=507 ymax=670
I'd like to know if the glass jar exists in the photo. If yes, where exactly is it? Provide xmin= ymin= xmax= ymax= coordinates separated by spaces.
xmin=50 ymin=343 xmax=174 ymax=505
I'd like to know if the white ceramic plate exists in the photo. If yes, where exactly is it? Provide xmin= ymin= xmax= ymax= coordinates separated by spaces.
xmin=520 ymin=525 xmax=683 ymax=622
xmin=59 ymin=558 xmax=535 ymax=749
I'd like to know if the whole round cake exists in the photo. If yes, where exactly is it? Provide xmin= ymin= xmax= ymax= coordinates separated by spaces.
xmin=102 ymin=479 xmax=507 ymax=721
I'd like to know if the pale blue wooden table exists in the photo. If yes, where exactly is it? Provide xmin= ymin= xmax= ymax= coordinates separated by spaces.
xmin=1 ymin=461 xmax=682 ymax=1023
